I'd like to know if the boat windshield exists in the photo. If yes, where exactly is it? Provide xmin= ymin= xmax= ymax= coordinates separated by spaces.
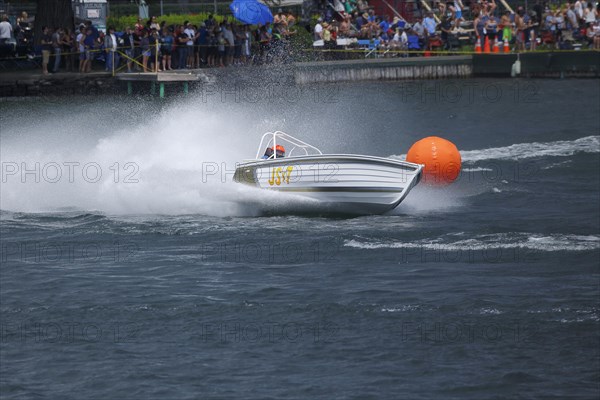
xmin=255 ymin=131 xmax=323 ymax=160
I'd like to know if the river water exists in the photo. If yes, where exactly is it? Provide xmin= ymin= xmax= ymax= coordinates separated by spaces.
xmin=1 ymin=78 xmax=599 ymax=399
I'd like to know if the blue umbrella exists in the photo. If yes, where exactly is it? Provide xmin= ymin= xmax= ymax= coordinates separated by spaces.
xmin=230 ymin=0 xmax=273 ymax=25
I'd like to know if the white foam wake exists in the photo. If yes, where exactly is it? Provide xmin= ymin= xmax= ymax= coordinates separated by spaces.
xmin=0 ymin=99 xmax=324 ymax=215
xmin=390 ymin=135 xmax=600 ymax=163
xmin=344 ymin=233 xmax=600 ymax=252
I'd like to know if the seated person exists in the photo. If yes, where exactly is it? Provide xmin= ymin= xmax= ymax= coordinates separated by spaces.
xmin=261 ymin=147 xmax=274 ymax=159
xmin=275 ymin=145 xmax=285 ymax=158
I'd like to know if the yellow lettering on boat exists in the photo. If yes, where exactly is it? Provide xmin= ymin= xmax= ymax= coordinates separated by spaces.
xmin=268 ymin=166 xmax=294 ymax=186
xmin=284 ymin=166 xmax=293 ymax=184
xmin=268 ymin=167 xmax=276 ymax=186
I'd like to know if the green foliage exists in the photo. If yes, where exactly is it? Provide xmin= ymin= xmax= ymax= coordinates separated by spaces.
xmin=107 ymin=13 xmax=231 ymax=31
xmin=289 ymin=25 xmax=313 ymax=49
xmin=288 ymin=24 xmax=315 ymax=62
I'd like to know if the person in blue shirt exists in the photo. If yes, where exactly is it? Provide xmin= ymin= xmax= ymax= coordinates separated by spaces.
xmin=423 ymin=12 xmax=437 ymax=36
xmin=261 ymin=147 xmax=274 ymax=159
xmin=379 ymin=15 xmax=392 ymax=33
xmin=197 ymin=23 xmax=208 ymax=65
xmin=161 ymin=27 xmax=174 ymax=70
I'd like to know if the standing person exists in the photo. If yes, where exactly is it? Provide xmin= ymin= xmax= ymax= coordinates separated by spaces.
xmin=62 ymin=28 xmax=74 ymax=72
xmin=85 ymin=20 xmax=99 ymax=45
xmin=161 ymin=27 xmax=174 ymax=71
xmin=41 ymin=27 xmax=52 ymax=75
xmin=197 ymin=22 xmax=208 ymax=66
xmin=192 ymin=24 xmax=201 ymax=68
xmin=274 ymin=9 xmax=287 ymax=26
xmin=423 ymin=11 xmax=437 ymax=37
xmin=205 ymin=14 xmax=216 ymax=30
xmin=233 ymin=24 xmax=243 ymax=65
xmin=574 ymin=0 xmax=585 ymax=22
xmin=16 ymin=12 xmax=29 ymax=29
xmin=222 ymin=22 xmax=235 ymax=66
xmin=183 ymin=22 xmax=195 ymax=68
xmin=140 ymin=29 xmax=150 ymax=72
xmin=529 ymin=11 xmax=539 ymax=51
xmin=51 ymin=27 xmax=62 ymax=73
xmin=592 ymin=20 xmax=600 ymax=49
xmin=135 ymin=18 xmax=144 ymax=31
xmin=176 ymin=25 xmax=189 ymax=69
xmin=567 ymin=4 xmax=580 ymax=31
xmin=207 ymin=27 xmax=217 ymax=67
xmin=217 ymin=28 xmax=225 ymax=67
xmin=453 ymin=0 xmax=464 ymax=27
xmin=484 ymin=11 xmax=499 ymax=50
xmin=122 ymin=26 xmax=135 ymax=72
xmin=133 ymin=28 xmax=142 ymax=70
xmin=514 ymin=8 xmax=527 ymax=52
xmin=149 ymin=16 xmax=160 ymax=30
xmin=242 ymin=24 xmax=251 ymax=64
xmin=314 ymin=17 xmax=324 ymax=40
xmin=500 ymin=11 xmax=513 ymax=49
xmin=83 ymin=27 xmax=95 ymax=72
xmin=584 ymin=2 xmax=598 ymax=24
xmin=148 ymin=27 xmax=160 ymax=72
xmin=0 ymin=14 xmax=12 ymax=45
xmin=104 ymin=26 xmax=120 ymax=73
xmin=77 ymin=26 xmax=86 ymax=72
xmin=259 ymin=25 xmax=271 ymax=63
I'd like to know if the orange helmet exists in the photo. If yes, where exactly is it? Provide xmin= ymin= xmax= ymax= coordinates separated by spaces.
xmin=275 ymin=145 xmax=285 ymax=153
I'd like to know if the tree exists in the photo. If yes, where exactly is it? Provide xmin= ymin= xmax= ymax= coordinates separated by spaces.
xmin=34 ymin=0 xmax=74 ymax=45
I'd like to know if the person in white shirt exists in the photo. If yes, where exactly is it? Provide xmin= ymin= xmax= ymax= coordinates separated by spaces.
xmin=0 ymin=14 xmax=13 ymax=44
xmin=390 ymin=28 xmax=408 ymax=51
xmin=574 ymin=0 xmax=584 ymax=20
xmin=314 ymin=18 xmax=324 ymax=41
xmin=183 ymin=23 xmax=195 ymax=68
xmin=584 ymin=2 xmax=598 ymax=24
xmin=412 ymin=17 xmax=426 ymax=40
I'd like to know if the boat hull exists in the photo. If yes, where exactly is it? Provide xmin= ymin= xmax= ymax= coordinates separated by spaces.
xmin=234 ymin=155 xmax=422 ymax=215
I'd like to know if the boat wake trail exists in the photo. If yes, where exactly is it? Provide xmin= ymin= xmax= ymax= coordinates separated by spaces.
xmin=390 ymin=135 xmax=600 ymax=163
xmin=345 ymin=232 xmax=600 ymax=252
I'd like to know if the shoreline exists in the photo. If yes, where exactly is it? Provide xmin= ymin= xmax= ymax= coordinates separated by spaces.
xmin=1 ymin=52 xmax=598 ymax=97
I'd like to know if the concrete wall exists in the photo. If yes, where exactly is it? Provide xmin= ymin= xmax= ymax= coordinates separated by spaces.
xmin=472 ymin=52 xmax=600 ymax=78
xmin=294 ymin=56 xmax=473 ymax=84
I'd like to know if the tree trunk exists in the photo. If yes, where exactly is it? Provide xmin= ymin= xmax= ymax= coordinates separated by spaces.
xmin=34 ymin=0 xmax=74 ymax=45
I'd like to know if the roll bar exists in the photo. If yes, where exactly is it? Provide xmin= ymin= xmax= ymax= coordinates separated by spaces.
xmin=255 ymin=131 xmax=323 ymax=160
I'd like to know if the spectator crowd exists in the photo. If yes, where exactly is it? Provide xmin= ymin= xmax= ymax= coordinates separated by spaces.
xmin=0 ymin=9 xmax=299 ymax=74
xmin=312 ymin=0 xmax=600 ymax=53
xmin=0 ymin=1 xmax=599 ymax=75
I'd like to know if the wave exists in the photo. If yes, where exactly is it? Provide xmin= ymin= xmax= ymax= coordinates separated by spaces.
xmin=390 ymin=135 xmax=600 ymax=163
xmin=344 ymin=232 xmax=600 ymax=252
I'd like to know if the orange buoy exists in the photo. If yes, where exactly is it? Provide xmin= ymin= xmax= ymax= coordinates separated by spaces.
xmin=406 ymin=136 xmax=462 ymax=185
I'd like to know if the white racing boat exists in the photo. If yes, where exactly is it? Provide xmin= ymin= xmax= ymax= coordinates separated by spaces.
xmin=233 ymin=131 xmax=423 ymax=215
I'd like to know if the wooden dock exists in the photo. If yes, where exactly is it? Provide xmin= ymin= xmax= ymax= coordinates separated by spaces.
xmin=115 ymin=72 xmax=199 ymax=97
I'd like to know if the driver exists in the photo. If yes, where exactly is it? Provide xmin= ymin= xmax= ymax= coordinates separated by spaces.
xmin=275 ymin=145 xmax=285 ymax=158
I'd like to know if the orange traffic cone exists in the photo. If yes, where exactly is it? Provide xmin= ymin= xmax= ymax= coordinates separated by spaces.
xmin=474 ymin=38 xmax=482 ymax=54
xmin=483 ymin=36 xmax=491 ymax=53
xmin=493 ymin=41 xmax=499 ymax=53
xmin=503 ymin=40 xmax=510 ymax=53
